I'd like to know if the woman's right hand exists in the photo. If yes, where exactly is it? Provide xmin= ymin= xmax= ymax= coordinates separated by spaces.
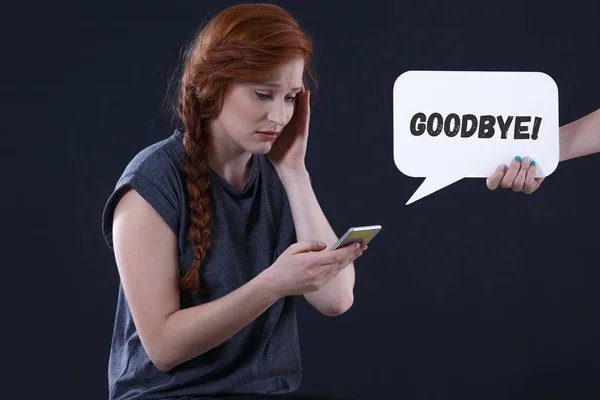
xmin=263 ymin=240 xmax=365 ymax=298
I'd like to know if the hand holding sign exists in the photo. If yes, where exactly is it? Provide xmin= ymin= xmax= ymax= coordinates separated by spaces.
xmin=393 ymin=70 xmax=560 ymax=205
xmin=486 ymin=155 xmax=544 ymax=194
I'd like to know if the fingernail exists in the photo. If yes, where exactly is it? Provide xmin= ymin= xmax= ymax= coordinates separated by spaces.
xmin=524 ymin=156 xmax=530 ymax=164
xmin=354 ymin=243 xmax=361 ymax=249
xmin=501 ymin=164 xmax=507 ymax=170
xmin=515 ymin=156 xmax=522 ymax=162
xmin=531 ymin=160 xmax=536 ymax=166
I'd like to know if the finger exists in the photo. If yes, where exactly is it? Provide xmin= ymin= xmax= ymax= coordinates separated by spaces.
xmin=325 ymin=248 xmax=362 ymax=279
xmin=322 ymin=242 xmax=362 ymax=266
xmin=350 ymin=243 xmax=367 ymax=258
xmin=302 ymin=90 xmax=310 ymax=129
xmin=523 ymin=161 xmax=543 ymax=194
xmin=289 ymin=89 xmax=309 ymax=129
xmin=289 ymin=240 xmax=327 ymax=254
xmin=512 ymin=156 xmax=532 ymax=192
xmin=500 ymin=156 xmax=522 ymax=188
xmin=342 ymin=242 xmax=363 ymax=265
xmin=486 ymin=164 xmax=507 ymax=190
xmin=348 ymin=248 xmax=364 ymax=264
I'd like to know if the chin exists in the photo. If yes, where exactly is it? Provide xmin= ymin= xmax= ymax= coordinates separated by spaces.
xmin=246 ymin=142 xmax=273 ymax=155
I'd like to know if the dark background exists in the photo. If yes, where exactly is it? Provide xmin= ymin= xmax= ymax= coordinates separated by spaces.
xmin=4 ymin=0 xmax=600 ymax=399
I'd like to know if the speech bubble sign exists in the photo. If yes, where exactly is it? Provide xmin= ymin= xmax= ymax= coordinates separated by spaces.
xmin=393 ymin=70 xmax=560 ymax=205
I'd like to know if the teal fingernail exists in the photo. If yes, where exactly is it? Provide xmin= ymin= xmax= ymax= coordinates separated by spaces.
xmin=515 ymin=156 xmax=522 ymax=162
xmin=531 ymin=160 xmax=536 ymax=166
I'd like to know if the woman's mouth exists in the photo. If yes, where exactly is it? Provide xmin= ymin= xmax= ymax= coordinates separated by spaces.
xmin=256 ymin=131 xmax=279 ymax=142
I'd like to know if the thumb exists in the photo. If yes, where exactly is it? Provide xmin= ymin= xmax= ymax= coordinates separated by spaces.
xmin=486 ymin=164 xmax=506 ymax=190
xmin=289 ymin=240 xmax=327 ymax=254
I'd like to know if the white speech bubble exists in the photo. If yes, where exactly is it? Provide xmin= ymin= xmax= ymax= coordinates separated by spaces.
xmin=393 ymin=70 xmax=560 ymax=205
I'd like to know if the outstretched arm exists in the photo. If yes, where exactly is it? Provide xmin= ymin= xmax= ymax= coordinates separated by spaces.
xmin=487 ymin=107 xmax=600 ymax=193
xmin=559 ymin=108 xmax=600 ymax=161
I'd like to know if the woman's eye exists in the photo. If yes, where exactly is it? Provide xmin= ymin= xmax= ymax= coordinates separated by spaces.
xmin=254 ymin=91 xmax=295 ymax=102
xmin=255 ymin=91 xmax=270 ymax=100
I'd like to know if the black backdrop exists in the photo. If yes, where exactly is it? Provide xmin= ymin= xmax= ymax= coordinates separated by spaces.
xmin=5 ymin=0 xmax=600 ymax=399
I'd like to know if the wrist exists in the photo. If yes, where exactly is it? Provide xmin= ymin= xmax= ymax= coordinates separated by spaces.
xmin=558 ymin=123 xmax=574 ymax=162
xmin=277 ymin=166 xmax=310 ymax=188
xmin=256 ymin=267 xmax=286 ymax=302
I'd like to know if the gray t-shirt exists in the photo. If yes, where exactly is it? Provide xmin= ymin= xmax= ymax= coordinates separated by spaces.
xmin=102 ymin=129 xmax=301 ymax=400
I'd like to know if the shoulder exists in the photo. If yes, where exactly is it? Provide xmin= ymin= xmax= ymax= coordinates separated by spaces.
xmin=102 ymin=130 xmax=186 ymax=249
xmin=122 ymin=130 xmax=185 ymax=181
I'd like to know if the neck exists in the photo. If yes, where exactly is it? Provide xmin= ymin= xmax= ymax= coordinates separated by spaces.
xmin=206 ymin=131 xmax=253 ymax=192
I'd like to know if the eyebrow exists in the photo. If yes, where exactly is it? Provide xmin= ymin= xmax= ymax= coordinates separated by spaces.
xmin=252 ymin=81 xmax=303 ymax=92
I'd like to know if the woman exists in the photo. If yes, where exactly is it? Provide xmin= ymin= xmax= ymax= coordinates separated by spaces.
xmin=102 ymin=3 xmax=365 ymax=400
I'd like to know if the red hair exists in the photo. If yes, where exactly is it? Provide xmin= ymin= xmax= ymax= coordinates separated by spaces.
xmin=176 ymin=3 xmax=317 ymax=295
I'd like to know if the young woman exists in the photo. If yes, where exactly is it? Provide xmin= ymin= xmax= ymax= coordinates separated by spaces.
xmin=102 ymin=3 xmax=365 ymax=400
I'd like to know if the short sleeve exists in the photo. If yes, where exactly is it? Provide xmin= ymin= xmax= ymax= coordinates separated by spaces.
xmin=102 ymin=151 xmax=182 ymax=250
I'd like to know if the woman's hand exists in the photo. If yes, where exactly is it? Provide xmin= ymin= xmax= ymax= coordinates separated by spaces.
xmin=263 ymin=240 xmax=366 ymax=298
xmin=486 ymin=156 xmax=544 ymax=194
xmin=267 ymin=89 xmax=310 ymax=175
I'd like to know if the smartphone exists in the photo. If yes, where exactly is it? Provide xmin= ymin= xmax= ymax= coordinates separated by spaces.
xmin=330 ymin=225 xmax=382 ymax=251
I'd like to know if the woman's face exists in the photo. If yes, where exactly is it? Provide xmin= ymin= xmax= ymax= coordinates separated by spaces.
xmin=209 ymin=57 xmax=304 ymax=155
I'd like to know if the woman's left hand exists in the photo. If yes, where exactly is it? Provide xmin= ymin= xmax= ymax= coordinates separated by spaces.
xmin=486 ymin=155 xmax=544 ymax=194
xmin=268 ymin=89 xmax=310 ymax=175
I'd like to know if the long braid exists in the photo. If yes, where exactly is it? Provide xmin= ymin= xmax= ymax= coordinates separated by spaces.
xmin=179 ymin=82 xmax=211 ymax=295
